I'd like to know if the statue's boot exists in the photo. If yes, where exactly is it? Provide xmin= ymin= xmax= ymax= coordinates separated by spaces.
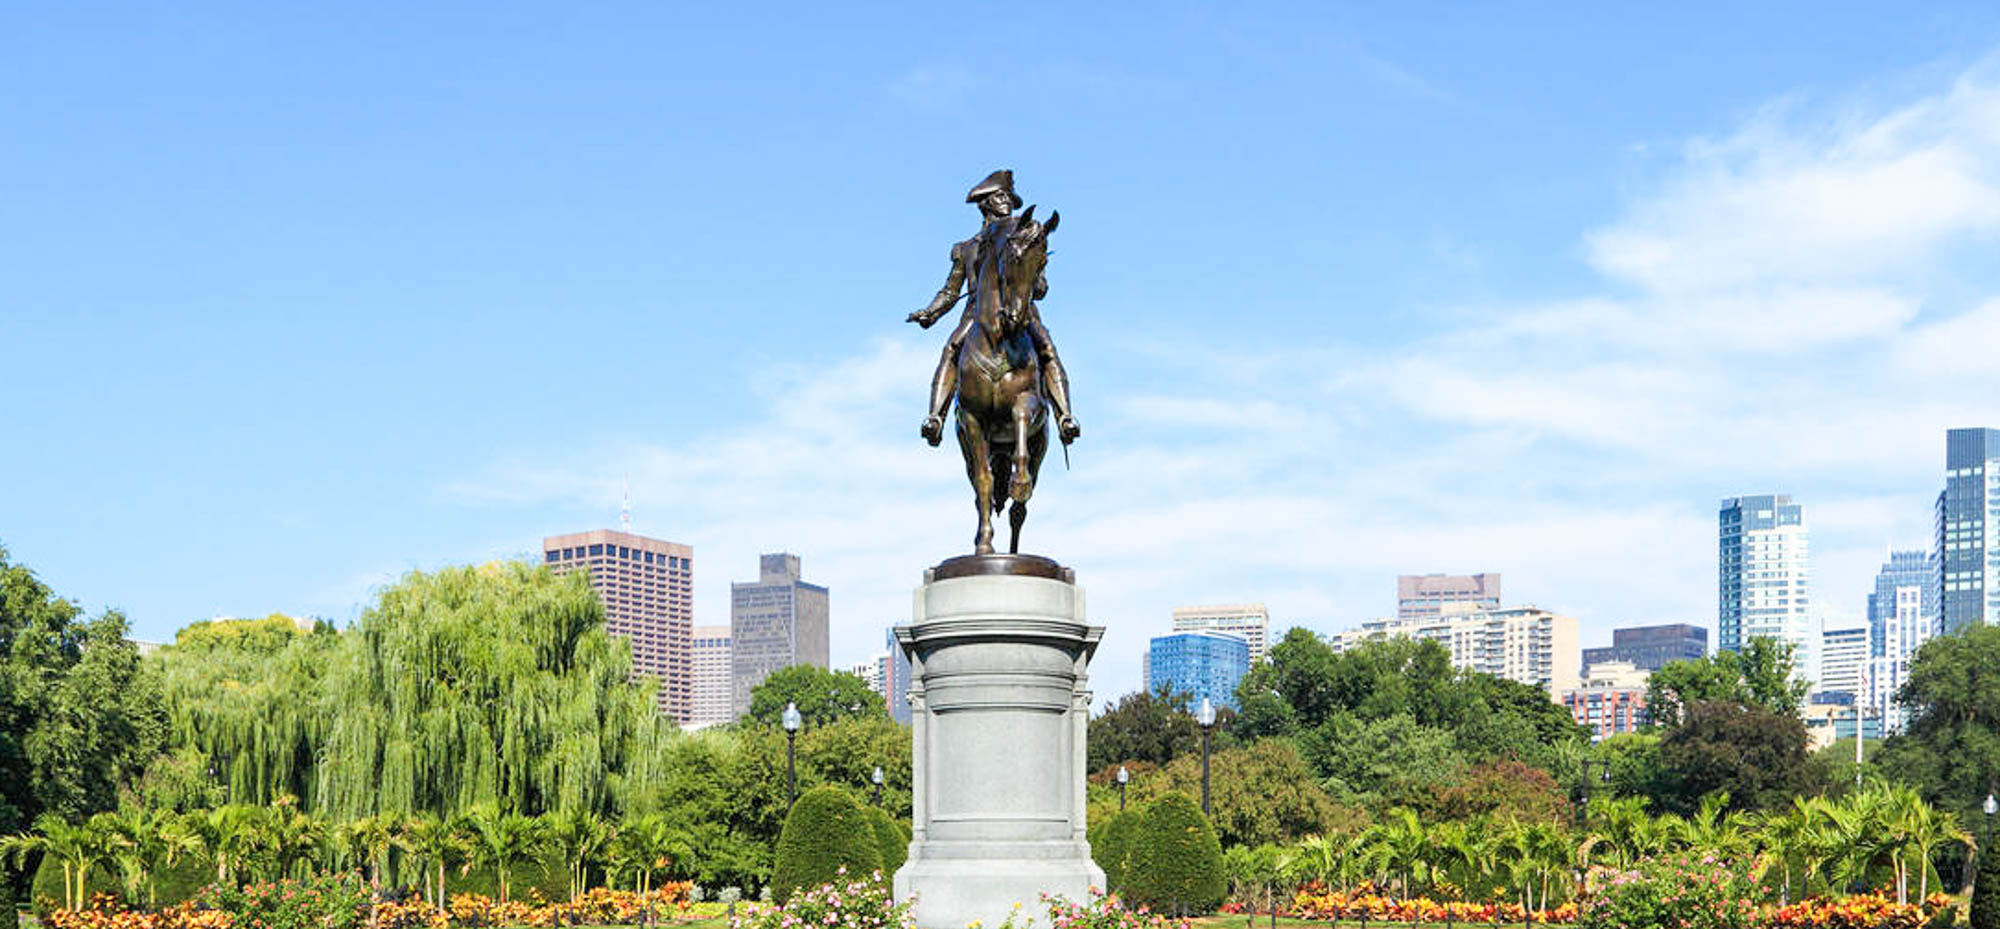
xmin=1042 ymin=358 xmax=1080 ymax=443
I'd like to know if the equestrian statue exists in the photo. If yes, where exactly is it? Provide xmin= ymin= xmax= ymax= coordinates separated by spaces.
xmin=907 ymin=170 xmax=1079 ymax=555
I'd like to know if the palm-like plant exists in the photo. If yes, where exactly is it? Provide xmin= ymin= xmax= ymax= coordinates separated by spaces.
xmin=398 ymin=813 xmax=471 ymax=907
xmin=259 ymin=796 xmax=329 ymax=881
xmin=109 ymin=809 xmax=203 ymax=908
xmin=465 ymin=805 xmax=549 ymax=905
xmin=546 ymin=809 xmax=617 ymax=902
xmin=1424 ymin=820 xmax=1489 ymax=901
xmin=1 ymin=815 xmax=125 ymax=911
xmin=1360 ymin=809 xmax=1429 ymax=899
xmin=1752 ymin=801 xmax=1815 ymax=905
xmin=1580 ymin=795 xmax=1649 ymax=870
xmin=337 ymin=815 xmax=399 ymax=889
xmin=613 ymin=814 xmax=678 ymax=898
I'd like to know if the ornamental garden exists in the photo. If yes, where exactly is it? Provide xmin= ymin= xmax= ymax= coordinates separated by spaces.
xmin=4 ymin=548 xmax=2000 ymax=928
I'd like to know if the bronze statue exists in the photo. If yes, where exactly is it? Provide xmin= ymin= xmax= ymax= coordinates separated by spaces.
xmin=908 ymin=170 xmax=1078 ymax=554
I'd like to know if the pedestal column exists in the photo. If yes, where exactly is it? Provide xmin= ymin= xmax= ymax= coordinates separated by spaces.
xmin=894 ymin=555 xmax=1105 ymax=929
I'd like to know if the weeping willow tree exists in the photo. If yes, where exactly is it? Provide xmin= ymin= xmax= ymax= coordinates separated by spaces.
xmin=155 ymin=563 xmax=665 ymax=821
xmin=156 ymin=614 xmax=337 ymax=807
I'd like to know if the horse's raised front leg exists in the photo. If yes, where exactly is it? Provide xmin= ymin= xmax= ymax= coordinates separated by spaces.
xmin=957 ymin=409 xmax=996 ymax=554
xmin=1007 ymin=397 xmax=1037 ymax=554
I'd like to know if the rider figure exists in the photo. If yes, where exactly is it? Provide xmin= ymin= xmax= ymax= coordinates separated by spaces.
xmin=907 ymin=169 xmax=1081 ymax=448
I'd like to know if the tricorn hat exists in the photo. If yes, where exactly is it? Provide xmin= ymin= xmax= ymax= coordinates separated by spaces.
xmin=966 ymin=169 xmax=1024 ymax=209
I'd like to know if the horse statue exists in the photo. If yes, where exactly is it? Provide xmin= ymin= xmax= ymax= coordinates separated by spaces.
xmin=950 ymin=205 xmax=1060 ymax=555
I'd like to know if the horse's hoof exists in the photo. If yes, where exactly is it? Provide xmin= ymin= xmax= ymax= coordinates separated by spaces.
xmin=974 ymin=543 xmax=995 ymax=555
xmin=921 ymin=416 xmax=944 ymax=447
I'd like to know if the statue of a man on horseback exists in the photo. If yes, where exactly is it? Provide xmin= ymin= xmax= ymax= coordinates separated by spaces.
xmin=907 ymin=170 xmax=1079 ymax=555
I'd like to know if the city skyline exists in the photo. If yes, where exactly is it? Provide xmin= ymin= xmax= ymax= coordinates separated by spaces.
xmin=9 ymin=6 xmax=2000 ymax=705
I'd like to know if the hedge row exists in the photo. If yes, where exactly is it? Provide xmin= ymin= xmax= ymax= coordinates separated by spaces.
xmin=27 ymin=852 xmax=568 ymax=916
xmin=1091 ymin=791 xmax=1224 ymax=916
xmin=769 ymin=787 xmax=911 ymax=903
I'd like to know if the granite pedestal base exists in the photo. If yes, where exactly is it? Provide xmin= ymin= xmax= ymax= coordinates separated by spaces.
xmin=894 ymin=556 xmax=1106 ymax=929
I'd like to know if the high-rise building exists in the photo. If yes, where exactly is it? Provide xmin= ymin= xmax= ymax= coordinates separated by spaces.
xmin=1170 ymin=604 xmax=1271 ymax=664
xmin=687 ymin=624 xmax=734 ymax=728
xmin=1869 ymin=583 xmax=1932 ymax=734
xmin=1335 ymin=604 xmax=1580 ymax=696
xmin=885 ymin=625 xmax=913 ymax=725
xmin=544 ymin=529 xmax=694 ymax=720
xmin=1144 ymin=631 xmax=1251 ymax=711
xmin=1397 ymin=573 xmax=1501 ymax=621
xmin=730 ymin=553 xmax=829 ymax=717
xmin=1869 ymin=550 xmax=1935 ymax=658
xmin=1581 ymin=624 xmax=1708 ymax=672
xmin=848 ymin=653 xmax=889 ymax=695
xmin=1562 ymin=660 xmax=1650 ymax=742
xmin=1718 ymin=495 xmax=1812 ymax=681
xmin=1937 ymin=428 xmax=2000 ymax=634
xmin=1816 ymin=625 xmax=1868 ymax=703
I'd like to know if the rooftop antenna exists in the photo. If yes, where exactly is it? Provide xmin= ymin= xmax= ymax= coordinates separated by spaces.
xmin=620 ymin=473 xmax=632 ymax=532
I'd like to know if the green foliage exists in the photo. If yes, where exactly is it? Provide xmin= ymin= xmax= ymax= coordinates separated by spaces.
xmin=1429 ymin=759 xmax=1571 ymax=824
xmin=1124 ymin=792 xmax=1225 ymax=916
xmin=1092 ymin=808 xmax=1141 ymax=894
xmin=155 ymin=562 xmax=662 ymax=820
xmin=1973 ymin=845 xmax=2000 ymax=929
xmin=1135 ymin=738 xmax=1342 ymax=847
xmin=1304 ymin=712 xmax=1465 ymax=809
xmin=1088 ymin=686 xmax=1203 ymax=772
xmin=1878 ymin=624 xmax=2000 ymax=833
xmin=1645 ymin=637 xmax=1809 ymax=729
xmin=731 ymin=869 xmax=912 ymax=929
xmin=1656 ymin=700 xmax=1828 ymax=814
xmin=746 ymin=665 xmax=886 ymax=728
xmin=861 ymin=806 xmax=905 ymax=876
xmin=0 ymin=545 xmax=167 ymax=835
xmin=769 ymin=787 xmax=881 ymax=903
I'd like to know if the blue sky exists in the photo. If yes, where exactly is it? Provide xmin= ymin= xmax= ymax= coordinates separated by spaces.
xmin=6 ymin=3 xmax=2000 ymax=700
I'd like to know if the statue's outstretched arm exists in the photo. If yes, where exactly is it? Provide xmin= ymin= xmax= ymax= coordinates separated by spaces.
xmin=909 ymin=243 xmax=970 ymax=328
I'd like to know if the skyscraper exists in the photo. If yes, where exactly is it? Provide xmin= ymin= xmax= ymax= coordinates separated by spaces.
xmin=1869 ymin=583 xmax=1932 ymax=734
xmin=1937 ymin=428 xmax=2000 ymax=633
xmin=1170 ymin=604 xmax=1271 ymax=664
xmin=1816 ymin=625 xmax=1868 ymax=703
xmin=687 ymin=624 xmax=734 ymax=728
xmin=1144 ymin=631 xmax=1251 ymax=711
xmin=1397 ymin=573 xmax=1501 ymax=621
xmin=1581 ymin=623 xmax=1708 ymax=672
xmin=730 ymin=553 xmax=829 ymax=717
xmin=1718 ymin=495 xmax=1811 ymax=680
xmin=543 ymin=529 xmax=694 ymax=720
xmin=1869 ymin=550 xmax=1935 ymax=658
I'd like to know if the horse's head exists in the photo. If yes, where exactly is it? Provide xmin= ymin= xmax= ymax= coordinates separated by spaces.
xmin=996 ymin=205 xmax=1058 ymax=332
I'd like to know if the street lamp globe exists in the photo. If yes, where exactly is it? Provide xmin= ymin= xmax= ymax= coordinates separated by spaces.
xmin=1197 ymin=697 xmax=1216 ymax=729
xmin=782 ymin=702 xmax=802 ymax=733
xmin=1115 ymin=766 xmax=1129 ymax=785
xmin=1985 ymin=793 xmax=1997 ymax=817
xmin=873 ymin=766 xmax=885 ymax=786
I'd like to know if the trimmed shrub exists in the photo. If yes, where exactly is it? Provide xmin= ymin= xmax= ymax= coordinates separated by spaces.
xmin=1975 ymin=847 xmax=2000 ymax=929
xmin=33 ymin=853 xmax=225 ymax=913
xmin=770 ymin=787 xmax=882 ymax=903
xmin=1123 ymin=792 xmax=1225 ymax=916
xmin=454 ymin=852 xmax=568 ymax=901
xmin=863 ymin=806 xmax=906 ymax=876
xmin=1091 ymin=809 xmax=1142 ymax=895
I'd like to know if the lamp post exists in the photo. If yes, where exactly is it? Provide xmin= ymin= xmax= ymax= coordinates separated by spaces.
xmin=1576 ymin=758 xmax=1612 ymax=825
xmin=873 ymin=765 xmax=885 ymax=806
xmin=782 ymin=702 xmax=802 ymax=806
xmin=1984 ymin=791 xmax=1996 ymax=858
xmin=1116 ymin=765 xmax=1129 ymax=812
xmin=1197 ymin=697 xmax=1217 ymax=816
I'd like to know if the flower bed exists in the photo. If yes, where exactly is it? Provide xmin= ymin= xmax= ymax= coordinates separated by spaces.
xmin=43 ymin=883 xmax=696 ymax=929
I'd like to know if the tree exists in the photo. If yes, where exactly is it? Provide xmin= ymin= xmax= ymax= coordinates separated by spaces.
xmin=157 ymin=563 xmax=662 ymax=821
xmin=1135 ymin=737 xmax=1342 ymax=848
xmin=397 ymin=813 xmax=470 ymax=906
xmin=746 ymin=665 xmax=886 ymax=729
xmin=1645 ymin=637 xmax=1809 ymax=729
xmin=1304 ymin=713 xmax=1465 ymax=810
xmin=465 ymin=805 xmax=548 ymax=904
xmin=0 ymin=546 xmax=167 ymax=838
xmin=1429 ymin=760 xmax=1571 ymax=825
xmin=1359 ymin=808 xmax=1429 ymax=899
xmin=0 ymin=814 xmax=122 ymax=911
xmin=769 ymin=787 xmax=879 ymax=903
xmin=1655 ymin=700 xmax=1826 ymax=815
xmin=545 ymin=808 xmax=616 ymax=901
xmin=1087 ymin=686 xmax=1201 ymax=772
xmin=1124 ymin=793 xmax=1225 ymax=916
xmin=1973 ymin=838 xmax=2000 ymax=929
xmin=1877 ymin=624 xmax=2000 ymax=856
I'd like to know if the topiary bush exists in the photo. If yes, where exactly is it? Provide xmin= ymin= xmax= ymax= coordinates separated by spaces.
xmin=862 ymin=806 xmax=906 ymax=876
xmin=1123 ymin=792 xmax=1225 ymax=916
xmin=1974 ymin=847 xmax=2000 ymax=929
xmin=770 ymin=787 xmax=882 ymax=903
xmin=1091 ymin=808 xmax=1141 ymax=895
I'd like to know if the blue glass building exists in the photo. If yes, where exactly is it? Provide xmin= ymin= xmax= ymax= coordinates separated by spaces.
xmin=1144 ymin=631 xmax=1250 ymax=711
xmin=1938 ymin=428 xmax=2000 ymax=634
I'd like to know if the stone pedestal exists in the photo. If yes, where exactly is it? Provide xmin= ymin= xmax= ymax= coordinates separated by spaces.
xmin=894 ymin=555 xmax=1106 ymax=929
